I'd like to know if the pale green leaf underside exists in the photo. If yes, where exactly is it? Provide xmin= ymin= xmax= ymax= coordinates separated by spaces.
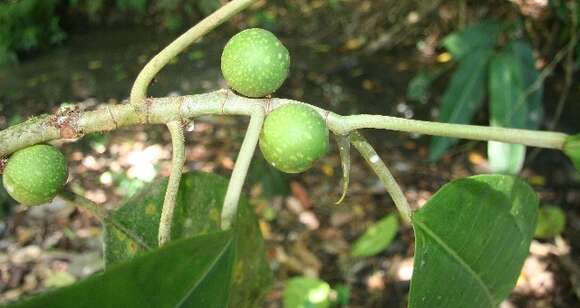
xmin=409 ymin=175 xmax=538 ymax=308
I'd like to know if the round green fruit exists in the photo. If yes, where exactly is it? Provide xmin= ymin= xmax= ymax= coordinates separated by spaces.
xmin=2 ymin=144 xmax=68 ymax=206
xmin=221 ymin=28 xmax=290 ymax=98
xmin=259 ymin=104 xmax=329 ymax=173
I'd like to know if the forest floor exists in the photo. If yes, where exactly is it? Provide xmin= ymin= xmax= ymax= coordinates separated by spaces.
xmin=1 ymin=112 xmax=579 ymax=307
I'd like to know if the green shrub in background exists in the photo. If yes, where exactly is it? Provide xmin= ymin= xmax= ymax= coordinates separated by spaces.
xmin=409 ymin=21 xmax=544 ymax=174
xmin=0 ymin=0 xmax=223 ymax=65
xmin=0 ymin=0 xmax=65 ymax=66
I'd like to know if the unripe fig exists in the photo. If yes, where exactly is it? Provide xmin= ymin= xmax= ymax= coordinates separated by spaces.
xmin=2 ymin=144 xmax=68 ymax=205
xmin=221 ymin=28 xmax=290 ymax=98
xmin=259 ymin=104 xmax=329 ymax=173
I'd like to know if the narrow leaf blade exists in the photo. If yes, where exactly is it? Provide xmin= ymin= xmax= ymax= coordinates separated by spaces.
xmin=442 ymin=21 xmax=503 ymax=59
xmin=488 ymin=51 xmax=529 ymax=174
xmin=351 ymin=214 xmax=398 ymax=257
xmin=508 ymin=40 xmax=543 ymax=130
xmin=429 ymin=49 xmax=492 ymax=161
xmin=409 ymin=175 xmax=539 ymax=308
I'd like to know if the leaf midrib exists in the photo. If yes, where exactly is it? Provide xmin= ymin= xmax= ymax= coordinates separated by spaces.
xmin=413 ymin=219 xmax=496 ymax=307
xmin=176 ymin=235 xmax=233 ymax=307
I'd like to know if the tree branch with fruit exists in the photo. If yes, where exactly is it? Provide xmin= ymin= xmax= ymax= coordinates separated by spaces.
xmin=1 ymin=0 xmax=580 ymax=306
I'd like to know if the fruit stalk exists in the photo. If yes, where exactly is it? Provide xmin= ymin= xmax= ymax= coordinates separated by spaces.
xmin=158 ymin=120 xmax=186 ymax=246
xmin=221 ymin=105 xmax=265 ymax=230
xmin=350 ymin=131 xmax=412 ymax=222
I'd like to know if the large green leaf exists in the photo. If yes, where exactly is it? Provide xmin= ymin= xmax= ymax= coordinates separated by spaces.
xmin=488 ymin=52 xmax=527 ymax=174
xmin=429 ymin=49 xmax=492 ymax=161
xmin=442 ymin=21 xmax=503 ymax=59
xmin=104 ymin=171 xmax=272 ymax=308
xmin=409 ymin=175 xmax=538 ymax=308
xmin=351 ymin=213 xmax=398 ymax=257
xmin=11 ymin=231 xmax=236 ymax=308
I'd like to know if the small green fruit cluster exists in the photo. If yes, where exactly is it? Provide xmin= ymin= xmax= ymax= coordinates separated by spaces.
xmin=2 ymin=144 xmax=68 ymax=205
xmin=221 ymin=28 xmax=290 ymax=97
xmin=259 ymin=104 xmax=329 ymax=173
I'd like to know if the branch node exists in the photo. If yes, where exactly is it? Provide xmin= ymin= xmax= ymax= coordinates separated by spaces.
xmin=324 ymin=110 xmax=331 ymax=127
xmin=265 ymin=97 xmax=274 ymax=114
xmin=106 ymin=105 xmax=119 ymax=129
xmin=47 ymin=106 xmax=83 ymax=139
xmin=220 ymin=90 xmax=230 ymax=114
xmin=178 ymin=96 xmax=187 ymax=122
xmin=145 ymin=98 xmax=154 ymax=124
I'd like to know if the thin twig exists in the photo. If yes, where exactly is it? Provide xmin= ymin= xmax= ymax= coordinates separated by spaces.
xmin=350 ymin=131 xmax=412 ymax=223
xmin=129 ymin=0 xmax=257 ymax=115
xmin=158 ymin=120 xmax=186 ymax=246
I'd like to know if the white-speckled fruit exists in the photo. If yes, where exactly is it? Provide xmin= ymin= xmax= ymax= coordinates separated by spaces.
xmin=221 ymin=28 xmax=290 ymax=98
xmin=2 ymin=144 xmax=68 ymax=205
xmin=259 ymin=104 xmax=329 ymax=173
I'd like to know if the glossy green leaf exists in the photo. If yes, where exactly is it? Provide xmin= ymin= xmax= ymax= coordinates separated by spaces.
xmin=429 ymin=49 xmax=492 ymax=161
xmin=11 ymin=231 xmax=236 ymax=308
xmin=283 ymin=276 xmax=331 ymax=308
xmin=351 ymin=213 xmax=398 ymax=257
xmin=104 ymin=171 xmax=272 ymax=308
xmin=409 ymin=175 xmax=538 ymax=308
xmin=442 ymin=21 xmax=503 ymax=59
xmin=488 ymin=52 xmax=527 ymax=174
xmin=564 ymin=133 xmax=580 ymax=171
xmin=535 ymin=205 xmax=566 ymax=239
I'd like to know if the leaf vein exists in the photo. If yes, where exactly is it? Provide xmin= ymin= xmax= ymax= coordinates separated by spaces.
xmin=414 ymin=220 xmax=496 ymax=307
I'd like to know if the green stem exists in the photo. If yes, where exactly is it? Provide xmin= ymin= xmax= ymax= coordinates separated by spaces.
xmin=221 ymin=107 xmax=265 ymax=230
xmin=129 ymin=0 xmax=257 ymax=114
xmin=350 ymin=131 xmax=412 ymax=223
xmin=158 ymin=120 xmax=186 ymax=246
xmin=335 ymin=114 xmax=567 ymax=150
